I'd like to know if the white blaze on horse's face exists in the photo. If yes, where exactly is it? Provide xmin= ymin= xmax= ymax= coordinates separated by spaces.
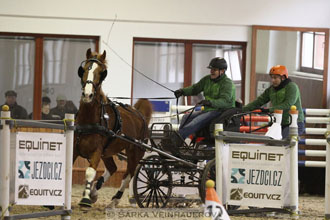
xmin=82 ymin=62 xmax=97 ymax=103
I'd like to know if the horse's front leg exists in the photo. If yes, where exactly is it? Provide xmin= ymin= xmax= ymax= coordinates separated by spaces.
xmin=89 ymin=156 xmax=118 ymax=204
xmin=107 ymin=145 xmax=145 ymax=208
xmin=79 ymin=149 xmax=102 ymax=208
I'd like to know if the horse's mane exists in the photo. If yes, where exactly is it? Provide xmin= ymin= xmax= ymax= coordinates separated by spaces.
xmin=99 ymin=90 xmax=108 ymax=103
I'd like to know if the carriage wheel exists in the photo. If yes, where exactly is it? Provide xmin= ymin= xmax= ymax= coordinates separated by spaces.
xmin=199 ymin=159 xmax=216 ymax=203
xmin=133 ymin=155 xmax=172 ymax=208
xmin=199 ymin=159 xmax=239 ymax=210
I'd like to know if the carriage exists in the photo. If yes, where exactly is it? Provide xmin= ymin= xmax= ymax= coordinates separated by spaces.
xmin=131 ymin=106 xmax=272 ymax=208
xmin=74 ymin=48 xmax=275 ymax=210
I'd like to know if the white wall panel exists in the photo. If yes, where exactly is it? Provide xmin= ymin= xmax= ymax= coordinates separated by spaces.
xmin=1 ymin=0 xmax=329 ymax=28
xmin=0 ymin=0 xmax=328 ymax=102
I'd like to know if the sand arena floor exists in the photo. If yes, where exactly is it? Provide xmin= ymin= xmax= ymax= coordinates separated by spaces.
xmin=10 ymin=184 xmax=325 ymax=220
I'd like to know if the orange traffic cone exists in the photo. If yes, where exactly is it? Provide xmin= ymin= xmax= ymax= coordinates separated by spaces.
xmin=204 ymin=180 xmax=231 ymax=220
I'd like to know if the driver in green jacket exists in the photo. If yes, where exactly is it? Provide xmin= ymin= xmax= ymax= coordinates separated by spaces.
xmin=174 ymin=57 xmax=236 ymax=141
xmin=243 ymin=65 xmax=304 ymax=138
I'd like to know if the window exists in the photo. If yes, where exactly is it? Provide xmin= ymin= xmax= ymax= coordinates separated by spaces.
xmin=132 ymin=38 xmax=246 ymax=106
xmin=0 ymin=36 xmax=35 ymax=113
xmin=132 ymin=41 xmax=184 ymax=100
xmin=0 ymin=33 xmax=99 ymax=119
xmin=42 ymin=38 xmax=96 ymax=115
xmin=224 ymin=50 xmax=242 ymax=81
xmin=300 ymin=32 xmax=325 ymax=74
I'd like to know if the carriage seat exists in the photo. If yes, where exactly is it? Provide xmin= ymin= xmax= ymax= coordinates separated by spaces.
xmin=194 ymin=107 xmax=242 ymax=142
xmin=158 ymin=106 xmax=242 ymax=156
xmin=158 ymin=107 xmax=242 ymax=159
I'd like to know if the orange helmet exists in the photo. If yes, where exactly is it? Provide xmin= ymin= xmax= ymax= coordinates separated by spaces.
xmin=269 ymin=65 xmax=288 ymax=78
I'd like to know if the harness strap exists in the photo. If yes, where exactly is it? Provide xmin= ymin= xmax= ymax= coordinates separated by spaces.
xmin=114 ymin=101 xmax=148 ymax=140
xmin=75 ymin=100 xmax=122 ymax=137
xmin=107 ymin=99 xmax=122 ymax=134
xmin=76 ymin=124 xmax=112 ymax=137
xmin=132 ymin=107 xmax=148 ymax=140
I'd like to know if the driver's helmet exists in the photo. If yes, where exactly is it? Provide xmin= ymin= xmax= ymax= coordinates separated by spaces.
xmin=207 ymin=57 xmax=227 ymax=70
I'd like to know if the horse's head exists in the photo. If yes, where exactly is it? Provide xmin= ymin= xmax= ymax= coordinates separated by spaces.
xmin=78 ymin=48 xmax=108 ymax=103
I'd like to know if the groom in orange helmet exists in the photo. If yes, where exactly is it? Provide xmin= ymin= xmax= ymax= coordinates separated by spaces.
xmin=243 ymin=65 xmax=304 ymax=138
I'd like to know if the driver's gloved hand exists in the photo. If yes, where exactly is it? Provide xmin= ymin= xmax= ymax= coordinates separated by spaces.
xmin=198 ymin=100 xmax=212 ymax=107
xmin=174 ymin=89 xmax=184 ymax=98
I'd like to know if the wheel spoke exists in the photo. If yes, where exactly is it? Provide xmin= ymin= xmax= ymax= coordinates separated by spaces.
xmin=139 ymin=170 xmax=149 ymax=181
xmin=144 ymin=168 xmax=153 ymax=180
xmin=137 ymin=185 xmax=148 ymax=190
xmin=146 ymin=189 xmax=154 ymax=207
xmin=156 ymin=170 xmax=167 ymax=180
xmin=153 ymin=188 xmax=159 ymax=208
xmin=142 ymin=188 xmax=153 ymax=205
xmin=155 ymin=188 xmax=165 ymax=206
xmin=137 ymin=176 xmax=148 ymax=184
xmin=151 ymin=189 xmax=155 ymax=208
xmin=154 ymin=167 xmax=163 ymax=179
xmin=151 ymin=165 xmax=159 ymax=179
xmin=157 ymin=187 xmax=168 ymax=199
xmin=134 ymin=156 xmax=172 ymax=208
xmin=137 ymin=187 xmax=151 ymax=197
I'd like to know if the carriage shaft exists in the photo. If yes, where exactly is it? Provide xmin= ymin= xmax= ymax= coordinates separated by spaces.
xmin=110 ymin=131 xmax=199 ymax=169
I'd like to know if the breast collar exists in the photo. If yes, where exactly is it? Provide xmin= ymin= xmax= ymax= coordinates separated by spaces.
xmin=75 ymin=98 xmax=122 ymax=137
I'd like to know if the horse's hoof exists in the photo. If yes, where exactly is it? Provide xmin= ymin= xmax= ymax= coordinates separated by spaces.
xmin=107 ymin=199 xmax=119 ymax=208
xmin=79 ymin=198 xmax=92 ymax=208
xmin=90 ymin=181 xmax=98 ymax=203
xmin=79 ymin=205 xmax=92 ymax=212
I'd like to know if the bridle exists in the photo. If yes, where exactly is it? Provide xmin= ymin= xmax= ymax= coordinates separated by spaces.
xmin=78 ymin=57 xmax=107 ymax=100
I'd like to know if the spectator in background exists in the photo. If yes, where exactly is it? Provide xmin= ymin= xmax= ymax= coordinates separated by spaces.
xmin=1 ymin=90 xmax=28 ymax=119
xmin=50 ymin=94 xmax=77 ymax=119
xmin=29 ymin=96 xmax=59 ymax=120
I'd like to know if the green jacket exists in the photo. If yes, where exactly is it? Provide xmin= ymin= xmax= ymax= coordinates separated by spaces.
xmin=182 ymin=74 xmax=236 ymax=112
xmin=243 ymin=80 xmax=304 ymax=125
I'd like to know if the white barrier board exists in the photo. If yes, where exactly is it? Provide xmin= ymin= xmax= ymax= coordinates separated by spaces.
xmin=226 ymin=144 xmax=289 ymax=208
xmin=14 ymin=132 xmax=66 ymax=205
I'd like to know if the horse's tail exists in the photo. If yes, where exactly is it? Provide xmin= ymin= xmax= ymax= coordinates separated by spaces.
xmin=134 ymin=98 xmax=153 ymax=126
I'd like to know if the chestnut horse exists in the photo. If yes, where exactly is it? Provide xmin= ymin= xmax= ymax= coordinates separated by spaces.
xmin=74 ymin=48 xmax=153 ymax=208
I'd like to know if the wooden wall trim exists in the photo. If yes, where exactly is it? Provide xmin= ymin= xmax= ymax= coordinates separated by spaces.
xmin=241 ymin=43 xmax=247 ymax=104
xmin=130 ymin=38 xmax=136 ymax=105
xmin=250 ymin=26 xmax=257 ymax=101
xmin=184 ymin=42 xmax=192 ymax=105
xmin=323 ymin=29 xmax=329 ymax=108
xmin=133 ymin=37 xmax=247 ymax=46
xmin=252 ymin=25 xmax=329 ymax=33
xmin=32 ymin=37 xmax=43 ymax=120
xmin=0 ymin=32 xmax=99 ymax=40
xmin=184 ymin=43 xmax=192 ymax=88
